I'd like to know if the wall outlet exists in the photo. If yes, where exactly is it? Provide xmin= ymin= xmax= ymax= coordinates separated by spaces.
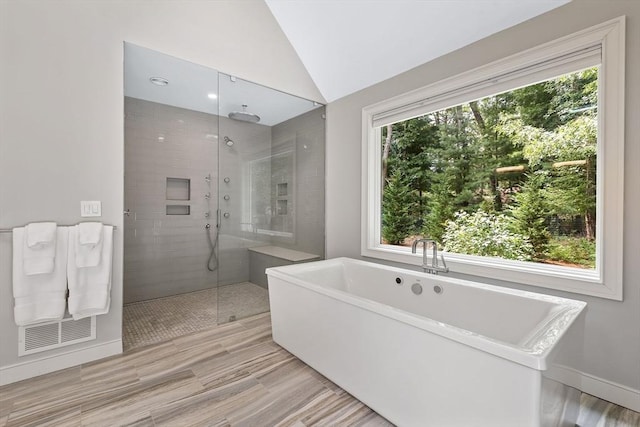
xmin=81 ymin=201 xmax=101 ymax=217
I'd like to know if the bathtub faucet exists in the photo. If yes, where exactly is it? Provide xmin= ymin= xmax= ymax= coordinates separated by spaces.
xmin=411 ymin=238 xmax=449 ymax=275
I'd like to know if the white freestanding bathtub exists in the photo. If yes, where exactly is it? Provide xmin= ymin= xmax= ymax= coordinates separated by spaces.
xmin=266 ymin=257 xmax=587 ymax=427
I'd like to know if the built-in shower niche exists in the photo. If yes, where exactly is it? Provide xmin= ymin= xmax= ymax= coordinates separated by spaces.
xmin=277 ymin=183 xmax=288 ymax=215
xmin=277 ymin=199 xmax=288 ymax=216
xmin=166 ymin=177 xmax=191 ymax=215
xmin=166 ymin=177 xmax=190 ymax=199
xmin=247 ymin=150 xmax=294 ymax=238
xmin=166 ymin=205 xmax=190 ymax=215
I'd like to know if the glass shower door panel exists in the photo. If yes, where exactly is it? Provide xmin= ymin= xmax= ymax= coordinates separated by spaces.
xmin=216 ymin=74 xmax=272 ymax=323
xmin=216 ymin=72 xmax=325 ymax=324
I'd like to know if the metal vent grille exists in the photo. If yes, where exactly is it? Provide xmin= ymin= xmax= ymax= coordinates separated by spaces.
xmin=19 ymin=316 xmax=96 ymax=356
xmin=24 ymin=323 xmax=58 ymax=351
xmin=61 ymin=317 xmax=92 ymax=343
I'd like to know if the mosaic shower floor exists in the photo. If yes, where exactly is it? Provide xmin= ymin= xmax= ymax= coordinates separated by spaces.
xmin=122 ymin=282 xmax=269 ymax=351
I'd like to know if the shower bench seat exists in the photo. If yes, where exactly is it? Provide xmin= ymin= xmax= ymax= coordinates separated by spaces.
xmin=248 ymin=246 xmax=320 ymax=288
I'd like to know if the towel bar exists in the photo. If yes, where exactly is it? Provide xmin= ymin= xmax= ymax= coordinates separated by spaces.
xmin=0 ymin=224 xmax=117 ymax=234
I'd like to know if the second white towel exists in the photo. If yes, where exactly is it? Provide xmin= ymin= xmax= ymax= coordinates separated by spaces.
xmin=75 ymin=222 xmax=103 ymax=268
xmin=13 ymin=227 xmax=68 ymax=326
xmin=67 ymin=225 xmax=113 ymax=320
xmin=23 ymin=222 xmax=58 ymax=275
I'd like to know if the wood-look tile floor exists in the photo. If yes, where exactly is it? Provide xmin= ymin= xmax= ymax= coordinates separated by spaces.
xmin=2 ymin=314 xmax=639 ymax=426
xmin=0 ymin=313 xmax=393 ymax=427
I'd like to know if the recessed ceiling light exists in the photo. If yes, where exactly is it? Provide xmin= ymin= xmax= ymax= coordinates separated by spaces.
xmin=150 ymin=77 xmax=169 ymax=86
xmin=207 ymin=93 xmax=217 ymax=100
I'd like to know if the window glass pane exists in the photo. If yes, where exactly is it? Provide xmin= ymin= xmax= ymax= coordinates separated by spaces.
xmin=380 ymin=66 xmax=598 ymax=270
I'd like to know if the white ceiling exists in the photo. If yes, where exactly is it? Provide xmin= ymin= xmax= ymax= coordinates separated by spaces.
xmin=124 ymin=43 xmax=321 ymax=126
xmin=266 ymin=0 xmax=571 ymax=102
xmin=125 ymin=1 xmax=570 ymax=118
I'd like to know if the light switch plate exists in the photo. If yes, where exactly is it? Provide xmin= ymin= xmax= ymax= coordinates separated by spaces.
xmin=81 ymin=201 xmax=102 ymax=217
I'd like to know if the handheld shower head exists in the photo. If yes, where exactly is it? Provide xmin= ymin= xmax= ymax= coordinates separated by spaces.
xmin=223 ymin=136 xmax=234 ymax=147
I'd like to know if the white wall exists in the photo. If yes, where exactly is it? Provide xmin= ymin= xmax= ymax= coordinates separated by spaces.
xmin=0 ymin=0 xmax=322 ymax=381
xmin=326 ymin=0 xmax=640 ymax=410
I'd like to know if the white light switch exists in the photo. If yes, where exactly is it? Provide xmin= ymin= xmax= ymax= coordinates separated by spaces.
xmin=81 ymin=201 xmax=102 ymax=217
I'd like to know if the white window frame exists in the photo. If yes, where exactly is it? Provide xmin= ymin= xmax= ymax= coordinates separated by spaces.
xmin=361 ymin=17 xmax=625 ymax=300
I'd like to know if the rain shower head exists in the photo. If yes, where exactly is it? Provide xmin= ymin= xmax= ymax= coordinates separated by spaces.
xmin=228 ymin=104 xmax=260 ymax=123
xmin=223 ymin=136 xmax=234 ymax=147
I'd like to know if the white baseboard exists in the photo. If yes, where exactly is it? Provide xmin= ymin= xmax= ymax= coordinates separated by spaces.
xmin=550 ymin=364 xmax=640 ymax=413
xmin=0 ymin=339 xmax=122 ymax=386
xmin=579 ymin=370 xmax=640 ymax=413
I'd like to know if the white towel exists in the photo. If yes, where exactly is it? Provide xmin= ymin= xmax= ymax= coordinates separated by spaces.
xmin=67 ymin=225 xmax=113 ymax=320
xmin=75 ymin=223 xmax=103 ymax=268
xmin=23 ymin=247 xmax=55 ymax=275
xmin=23 ymin=222 xmax=58 ymax=275
xmin=12 ymin=227 xmax=69 ymax=326
xmin=25 ymin=222 xmax=57 ymax=248
xmin=78 ymin=222 xmax=103 ymax=246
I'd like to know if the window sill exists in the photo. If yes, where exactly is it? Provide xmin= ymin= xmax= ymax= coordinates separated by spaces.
xmin=362 ymin=244 xmax=621 ymax=300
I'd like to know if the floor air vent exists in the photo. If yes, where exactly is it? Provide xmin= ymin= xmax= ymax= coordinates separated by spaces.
xmin=19 ymin=316 xmax=96 ymax=356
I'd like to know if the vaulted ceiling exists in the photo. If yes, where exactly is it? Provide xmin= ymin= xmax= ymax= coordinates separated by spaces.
xmin=265 ymin=0 xmax=571 ymax=102
xmin=124 ymin=1 xmax=571 ymax=118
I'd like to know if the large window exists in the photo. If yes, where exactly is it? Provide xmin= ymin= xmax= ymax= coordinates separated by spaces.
xmin=362 ymin=17 xmax=625 ymax=299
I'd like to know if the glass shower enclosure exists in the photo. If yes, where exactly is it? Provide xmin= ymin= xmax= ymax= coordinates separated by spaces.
xmin=123 ymin=43 xmax=325 ymax=325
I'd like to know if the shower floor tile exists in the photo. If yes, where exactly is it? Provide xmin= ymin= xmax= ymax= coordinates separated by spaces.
xmin=218 ymin=282 xmax=271 ymax=324
xmin=123 ymin=282 xmax=269 ymax=351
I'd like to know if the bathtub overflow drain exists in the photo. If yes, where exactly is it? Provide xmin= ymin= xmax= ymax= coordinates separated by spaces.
xmin=411 ymin=283 xmax=423 ymax=295
xmin=433 ymin=285 xmax=443 ymax=294
xmin=395 ymin=277 xmax=403 ymax=285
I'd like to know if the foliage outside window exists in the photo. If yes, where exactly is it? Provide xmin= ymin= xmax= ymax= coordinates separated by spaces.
xmin=380 ymin=67 xmax=598 ymax=269
xmin=362 ymin=17 xmax=624 ymax=299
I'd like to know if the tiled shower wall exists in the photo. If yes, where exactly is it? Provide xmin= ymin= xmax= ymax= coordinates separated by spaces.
xmin=271 ymin=108 xmax=326 ymax=258
xmin=124 ymin=97 xmax=325 ymax=303
xmin=124 ymin=97 xmax=220 ymax=303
